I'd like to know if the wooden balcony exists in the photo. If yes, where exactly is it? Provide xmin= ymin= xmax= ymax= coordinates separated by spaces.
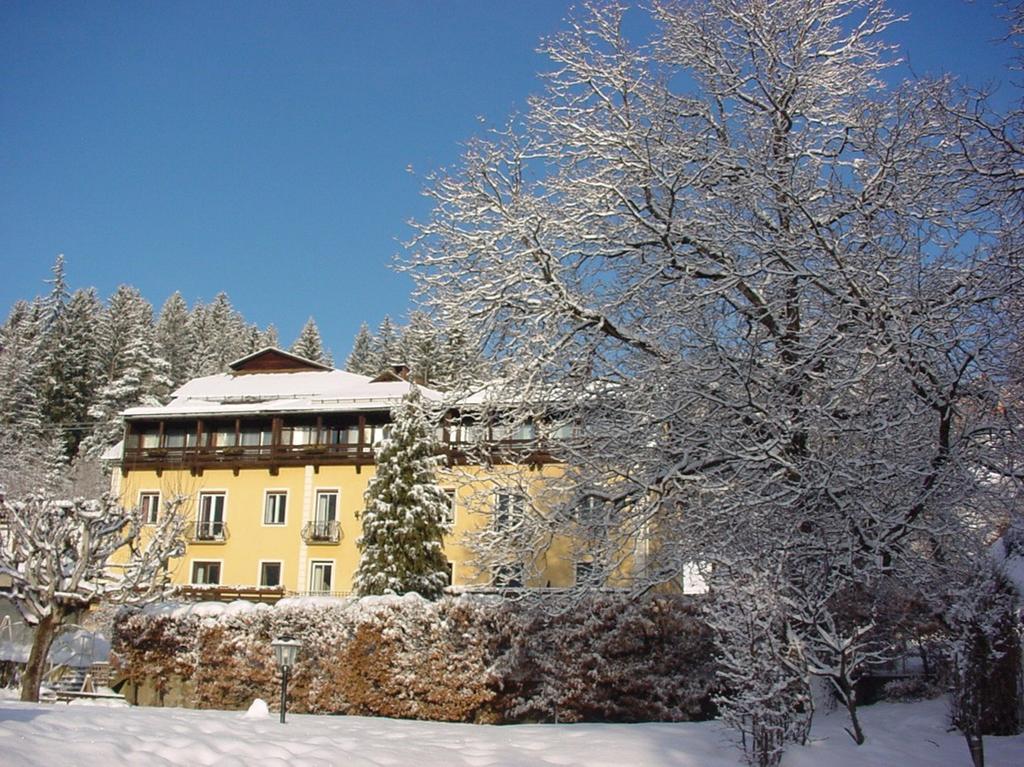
xmin=121 ymin=442 xmax=377 ymax=474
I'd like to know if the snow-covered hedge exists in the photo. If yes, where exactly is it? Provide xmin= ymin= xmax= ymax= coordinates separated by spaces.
xmin=112 ymin=592 xmax=715 ymax=722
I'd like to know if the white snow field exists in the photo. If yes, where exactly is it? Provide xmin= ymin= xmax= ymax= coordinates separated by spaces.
xmin=0 ymin=696 xmax=1022 ymax=767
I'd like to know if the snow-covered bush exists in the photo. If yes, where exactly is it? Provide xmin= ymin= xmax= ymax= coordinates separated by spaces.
xmin=112 ymin=592 xmax=716 ymax=722
xmin=495 ymin=593 xmax=715 ymax=723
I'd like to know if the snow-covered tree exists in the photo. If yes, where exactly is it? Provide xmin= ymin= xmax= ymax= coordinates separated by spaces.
xmin=83 ymin=286 xmax=171 ymax=454
xmin=43 ymin=288 xmax=102 ymax=456
xmin=355 ymin=386 xmax=451 ymax=599
xmin=259 ymin=324 xmax=280 ymax=350
xmin=189 ymin=292 xmax=250 ymax=375
xmin=346 ymin=322 xmax=377 ymax=375
xmin=291 ymin=316 xmax=332 ymax=366
xmin=405 ymin=0 xmax=1022 ymax=752
xmin=155 ymin=291 xmax=194 ymax=388
xmin=372 ymin=316 xmax=400 ymax=371
xmin=0 ymin=492 xmax=187 ymax=701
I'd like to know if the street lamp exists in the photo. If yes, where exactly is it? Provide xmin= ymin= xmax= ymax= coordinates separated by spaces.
xmin=271 ymin=636 xmax=301 ymax=724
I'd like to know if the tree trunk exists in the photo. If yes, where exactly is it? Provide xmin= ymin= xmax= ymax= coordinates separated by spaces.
xmin=20 ymin=610 xmax=62 ymax=702
xmin=965 ymin=732 xmax=984 ymax=767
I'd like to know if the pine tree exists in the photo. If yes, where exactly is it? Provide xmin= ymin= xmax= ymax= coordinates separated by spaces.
xmin=355 ymin=386 xmax=450 ymax=599
xmin=0 ymin=300 xmax=47 ymax=434
xmin=346 ymin=322 xmax=376 ymax=375
xmin=372 ymin=316 xmax=399 ymax=371
xmin=187 ymin=292 xmax=250 ymax=375
xmin=83 ymin=286 xmax=171 ymax=454
xmin=155 ymin=292 xmax=194 ymax=388
xmin=44 ymin=288 xmax=102 ymax=455
xmin=400 ymin=312 xmax=441 ymax=385
xmin=291 ymin=317 xmax=332 ymax=365
xmin=260 ymin=324 xmax=280 ymax=349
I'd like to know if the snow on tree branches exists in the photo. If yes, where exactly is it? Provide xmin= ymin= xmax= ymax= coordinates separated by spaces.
xmin=355 ymin=386 xmax=451 ymax=599
xmin=0 ymin=493 xmax=187 ymax=702
xmin=405 ymin=0 xmax=1023 ymax=759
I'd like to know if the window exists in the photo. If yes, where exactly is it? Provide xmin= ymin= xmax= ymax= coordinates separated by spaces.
xmin=309 ymin=561 xmax=334 ymax=594
xmin=214 ymin=427 xmax=236 ymax=448
xmin=240 ymin=424 xmax=272 ymax=447
xmin=197 ymin=492 xmax=226 ymax=540
xmin=444 ymin=561 xmax=453 ymax=586
xmin=495 ymin=492 xmax=524 ymax=530
xmin=260 ymin=562 xmax=282 ymax=588
xmin=492 ymin=563 xmax=523 ymax=588
xmin=139 ymin=492 xmax=160 ymax=525
xmin=264 ymin=492 xmax=287 ymax=526
xmin=281 ymin=424 xmax=314 ymax=446
xmin=575 ymin=494 xmax=609 ymax=521
xmin=163 ymin=427 xmax=187 ymax=448
xmin=191 ymin=561 xmax=221 ymax=585
xmin=575 ymin=560 xmax=598 ymax=586
xmin=442 ymin=489 xmax=456 ymax=527
xmin=311 ymin=490 xmax=339 ymax=540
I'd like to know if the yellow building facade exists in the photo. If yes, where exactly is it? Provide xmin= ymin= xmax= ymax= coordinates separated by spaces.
xmin=109 ymin=348 xmax=580 ymax=595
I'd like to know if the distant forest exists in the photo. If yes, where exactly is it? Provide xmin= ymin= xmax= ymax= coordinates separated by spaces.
xmin=0 ymin=256 xmax=480 ymax=497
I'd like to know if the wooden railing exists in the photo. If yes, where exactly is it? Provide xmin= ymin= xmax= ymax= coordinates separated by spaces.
xmin=122 ymin=438 xmax=560 ymax=472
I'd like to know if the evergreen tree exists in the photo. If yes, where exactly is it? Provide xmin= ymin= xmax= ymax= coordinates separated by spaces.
xmin=290 ymin=317 xmax=332 ymax=365
xmin=44 ymin=288 xmax=102 ymax=455
xmin=399 ymin=312 xmax=441 ymax=385
xmin=372 ymin=315 xmax=399 ymax=371
xmin=260 ymin=324 xmax=280 ymax=349
xmin=355 ymin=386 xmax=450 ymax=599
xmin=346 ymin=322 xmax=376 ymax=375
xmin=0 ymin=300 xmax=47 ymax=434
xmin=155 ymin=292 xmax=193 ymax=388
xmin=187 ymin=292 xmax=249 ymax=375
xmin=83 ymin=286 xmax=171 ymax=454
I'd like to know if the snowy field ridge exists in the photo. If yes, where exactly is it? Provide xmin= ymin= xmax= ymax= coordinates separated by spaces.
xmin=0 ymin=695 xmax=1022 ymax=766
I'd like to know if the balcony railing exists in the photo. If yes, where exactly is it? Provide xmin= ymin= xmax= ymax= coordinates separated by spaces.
xmin=301 ymin=520 xmax=341 ymax=544
xmin=188 ymin=520 xmax=229 ymax=544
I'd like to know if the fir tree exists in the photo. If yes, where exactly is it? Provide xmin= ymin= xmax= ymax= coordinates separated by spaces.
xmin=191 ymin=292 xmax=249 ymax=374
xmin=83 ymin=286 xmax=171 ymax=454
xmin=155 ymin=292 xmax=193 ymax=387
xmin=346 ymin=322 xmax=376 ymax=375
xmin=373 ymin=316 xmax=399 ymax=371
xmin=0 ymin=300 xmax=47 ymax=434
xmin=355 ymin=386 xmax=450 ymax=599
xmin=291 ymin=317 xmax=332 ymax=365
xmin=399 ymin=311 xmax=440 ymax=385
xmin=44 ymin=288 xmax=102 ymax=455
xmin=260 ymin=324 xmax=280 ymax=349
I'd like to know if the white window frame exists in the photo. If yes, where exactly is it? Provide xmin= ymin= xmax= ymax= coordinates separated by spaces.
xmin=190 ymin=559 xmax=223 ymax=585
xmin=442 ymin=488 xmax=456 ymax=528
xmin=196 ymin=490 xmax=227 ymax=540
xmin=494 ymin=491 xmax=524 ymax=530
xmin=258 ymin=560 xmax=284 ymax=589
xmin=575 ymin=559 xmax=597 ymax=586
xmin=309 ymin=559 xmax=335 ymax=595
xmin=262 ymin=490 xmax=288 ymax=526
xmin=313 ymin=489 xmax=339 ymax=523
xmin=138 ymin=491 xmax=160 ymax=525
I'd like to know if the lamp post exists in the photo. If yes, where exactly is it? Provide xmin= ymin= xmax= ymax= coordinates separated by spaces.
xmin=271 ymin=636 xmax=301 ymax=724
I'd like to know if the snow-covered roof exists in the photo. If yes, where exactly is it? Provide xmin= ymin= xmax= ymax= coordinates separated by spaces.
xmin=123 ymin=356 xmax=444 ymax=420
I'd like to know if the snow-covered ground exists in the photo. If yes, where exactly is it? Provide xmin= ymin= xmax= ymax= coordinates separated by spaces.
xmin=0 ymin=695 xmax=1022 ymax=766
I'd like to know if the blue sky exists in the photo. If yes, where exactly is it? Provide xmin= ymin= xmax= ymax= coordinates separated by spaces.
xmin=0 ymin=0 xmax=1016 ymax=361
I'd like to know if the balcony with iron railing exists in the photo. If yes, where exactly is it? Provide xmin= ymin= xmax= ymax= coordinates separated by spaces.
xmin=301 ymin=520 xmax=341 ymax=545
xmin=187 ymin=520 xmax=229 ymax=544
